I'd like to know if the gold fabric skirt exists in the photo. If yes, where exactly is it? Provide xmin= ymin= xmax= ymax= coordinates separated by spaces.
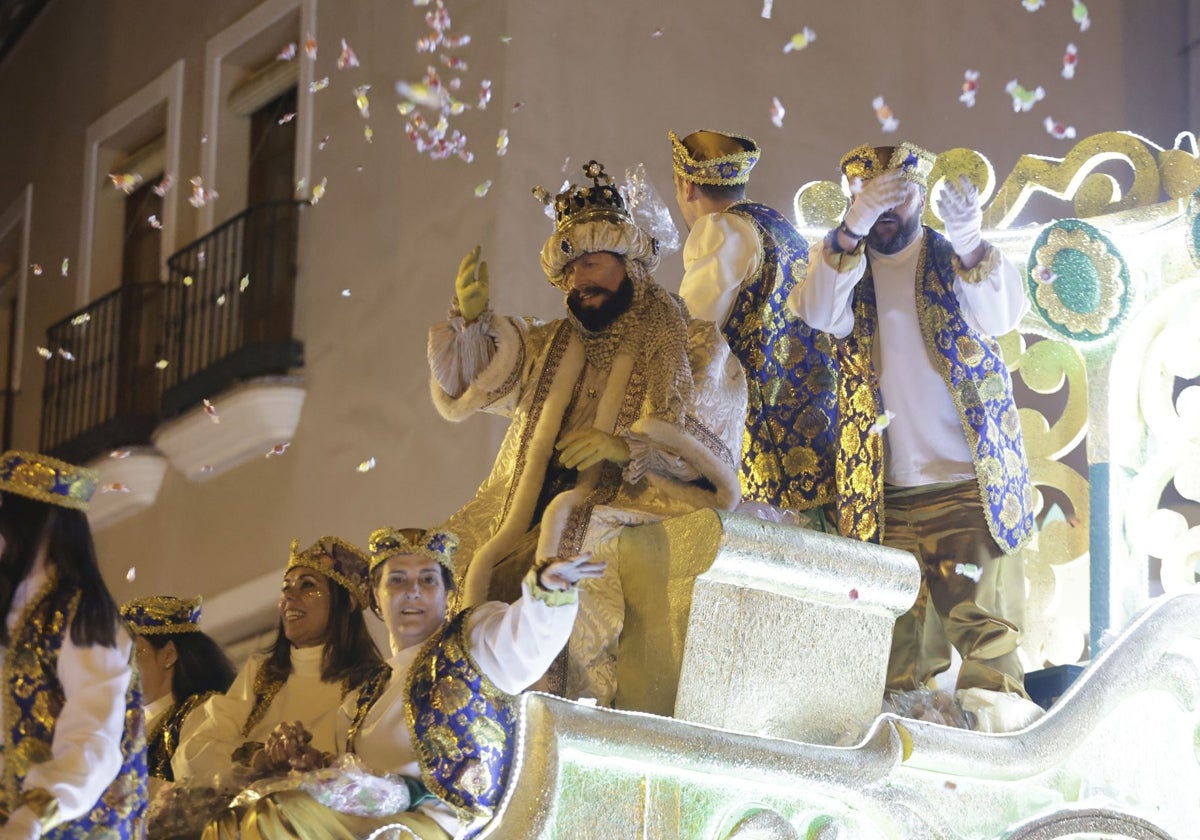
xmin=200 ymin=790 xmax=451 ymax=840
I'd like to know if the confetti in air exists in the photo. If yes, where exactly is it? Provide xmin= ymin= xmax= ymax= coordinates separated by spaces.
xmin=278 ymin=42 xmax=297 ymax=61
xmin=155 ymin=359 xmax=169 ymax=370
xmin=782 ymin=28 xmax=816 ymax=54
xmin=126 ymin=567 xmax=137 ymax=582
xmin=761 ymin=0 xmax=774 ymax=18
xmin=70 ymin=313 xmax=90 ymax=327
xmin=955 ymin=563 xmax=984 ymax=583
xmin=1005 ymin=79 xmax=1045 ymax=112
xmin=474 ymin=180 xmax=492 ymax=198
xmin=959 ymin=69 xmax=980 ymax=107
xmin=188 ymin=176 xmax=218 ymax=208
xmin=1043 ymin=116 xmax=1077 ymax=140
xmin=340 ymin=288 xmax=352 ymax=297
xmin=651 ymin=27 xmax=663 ymax=38
xmin=36 ymin=346 xmax=52 ymax=359
xmin=1072 ymin=0 xmax=1090 ymax=31
xmin=511 ymin=101 xmax=525 ymax=112
xmin=496 ymin=129 xmax=509 ymax=156
xmin=266 ymin=442 xmax=291 ymax=457
xmin=310 ymin=76 xmax=331 ymax=93
xmin=110 ymin=449 xmax=131 ymax=459
xmin=57 ymin=348 xmax=75 ymax=361
xmin=278 ymin=112 xmax=296 ymax=125
xmin=477 ymin=80 xmax=492 ymax=109
xmin=354 ymin=84 xmax=371 ymax=118
xmin=318 ymin=135 xmax=330 ymax=151
xmin=61 ymin=259 xmax=69 ymax=276
xmin=337 ymin=38 xmax=360 ymax=70
xmin=398 ymin=0 xmax=480 ymax=161
xmin=868 ymin=409 xmax=896 ymax=435
xmin=148 ymin=215 xmax=163 ymax=230
xmin=153 ymin=174 xmax=175 ymax=197
xmin=109 ymin=173 xmax=142 ymax=194
xmin=872 ymin=96 xmax=899 ymax=132
xmin=31 ymin=264 xmax=43 ymax=275
xmin=769 ymin=97 xmax=785 ymax=128
xmin=356 ymin=457 xmax=377 ymax=473
xmin=101 ymin=483 xmax=131 ymax=494
xmin=304 ymin=34 xmax=317 ymax=60
xmin=203 ymin=398 xmax=220 ymax=423
xmin=310 ymin=177 xmax=328 ymax=205
xmin=364 ymin=125 xmax=373 ymax=143
xmin=1062 ymin=43 xmax=1078 ymax=79
xmin=216 ymin=293 xmax=227 ymax=307
xmin=199 ymin=464 xmax=214 ymax=474
xmin=1032 ymin=264 xmax=1057 ymax=284
xmin=1021 ymin=0 xmax=1044 ymax=10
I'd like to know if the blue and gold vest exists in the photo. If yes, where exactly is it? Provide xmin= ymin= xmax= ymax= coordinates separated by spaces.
xmin=2 ymin=578 xmax=148 ymax=838
xmin=848 ymin=229 xmax=1035 ymax=552
xmin=347 ymin=609 xmax=516 ymax=838
xmin=723 ymin=202 xmax=881 ymax=540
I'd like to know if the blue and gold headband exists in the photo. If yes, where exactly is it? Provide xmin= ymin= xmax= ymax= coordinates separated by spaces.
xmin=670 ymin=129 xmax=760 ymax=186
xmin=839 ymin=142 xmax=937 ymax=189
xmin=121 ymin=595 xmax=203 ymax=635
xmin=367 ymin=527 xmax=458 ymax=575
xmin=288 ymin=536 xmax=372 ymax=608
xmin=0 ymin=450 xmax=97 ymax=511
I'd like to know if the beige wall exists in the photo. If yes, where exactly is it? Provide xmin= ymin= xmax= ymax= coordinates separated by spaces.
xmin=0 ymin=0 xmax=1187 ymax=639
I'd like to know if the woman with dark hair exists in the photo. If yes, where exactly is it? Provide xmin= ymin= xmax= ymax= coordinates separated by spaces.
xmin=0 ymin=450 xmax=147 ymax=838
xmin=201 ymin=527 xmax=600 ymax=840
xmin=173 ymin=538 xmax=381 ymax=784
xmin=120 ymin=596 xmax=236 ymax=790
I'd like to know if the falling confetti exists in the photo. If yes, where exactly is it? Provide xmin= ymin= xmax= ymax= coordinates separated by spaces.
xmin=109 ymin=173 xmax=142 ymax=194
xmin=155 ymin=358 xmax=170 ymax=370
xmin=153 ymin=174 xmax=175 ymax=197
xmin=769 ymin=96 xmax=786 ymax=128
xmin=337 ymin=37 xmax=359 ymax=70
xmin=1021 ymin=0 xmax=1044 ymax=10
xmin=182 ymin=275 xmax=193 ymax=286
xmin=57 ymin=348 xmax=75 ymax=361
xmin=440 ymin=53 xmax=468 ymax=71
xmin=110 ymin=449 xmax=131 ymax=459
xmin=318 ymin=135 xmax=330 ymax=151
xmin=199 ymin=464 xmax=214 ymax=474
xmin=761 ymin=0 xmax=774 ymax=18
xmin=70 ymin=313 xmax=90 ymax=326
xmin=304 ymin=34 xmax=317 ymax=60
xmin=868 ymin=409 xmax=896 ymax=435
xmin=148 ymin=214 xmax=163 ymax=230
xmin=310 ymin=76 xmax=331 ymax=93
xmin=1005 ymin=79 xmax=1045 ymax=112
xmin=474 ymin=180 xmax=492 ymax=198
xmin=101 ymin=482 xmax=131 ymax=494
xmin=1043 ymin=116 xmax=1077 ymax=140
xmin=782 ymin=27 xmax=816 ymax=53
xmin=188 ymin=176 xmax=218 ymax=208
xmin=353 ymin=84 xmax=371 ymax=117
xmin=356 ymin=457 xmax=377 ymax=473
xmin=395 ymin=79 xmax=445 ymax=109
xmin=266 ymin=442 xmax=291 ymax=457
xmin=126 ymin=567 xmax=137 ymax=582
xmin=496 ymin=129 xmax=509 ymax=156
xmin=959 ymin=69 xmax=980 ymax=107
xmin=478 ymin=79 xmax=492 ymax=109
xmin=1072 ymin=0 xmax=1090 ymax=31
xmin=61 ymin=258 xmax=69 ymax=276
xmin=310 ymin=177 xmax=328 ymax=205
xmin=278 ymin=112 xmax=296 ymax=125
xmin=36 ymin=346 xmax=52 ymax=359
xmin=295 ymin=178 xmax=307 ymax=193
xmin=239 ymin=274 xmax=250 ymax=292
xmin=1032 ymin=264 xmax=1057 ymax=284
xmin=561 ymin=156 xmax=571 ymax=173
xmin=278 ymin=42 xmax=297 ymax=61
xmin=1062 ymin=43 xmax=1078 ymax=79
xmin=872 ymin=96 xmax=899 ymax=132
xmin=216 ymin=293 xmax=227 ymax=307
xmin=364 ymin=125 xmax=373 ymax=144
xmin=340 ymin=288 xmax=352 ymax=297
xmin=955 ymin=563 xmax=984 ymax=583
xmin=31 ymin=264 xmax=43 ymax=275
xmin=511 ymin=101 xmax=525 ymax=112
xmin=651 ymin=28 xmax=664 ymax=38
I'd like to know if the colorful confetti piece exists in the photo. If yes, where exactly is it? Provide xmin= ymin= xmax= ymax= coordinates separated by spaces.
xmin=769 ymin=96 xmax=785 ymax=128
xmin=70 ymin=313 xmax=90 ymax=327
xmin=126 ymin=567 xmax=137 ymax=582
xmin=353 ymin=84 xmax=371 ymax=117
xmin=304 ymin=34 xmax=317 ymax=61
xmin=337 ymin=37 xmax=359 ymax=70
xmin=61 ymin=258 xmax=69 ymax=277
xmin=872 ymin=96 xmax=899 ymax=132
xmin=57 ymin=348 xmax=75 ymax=361
xmin=1005 ymin=79 xmax=1044 ymax=112
xmin=1072 ymin=0 xmax=1090 ymax=31
xmin=155 ymin=358 xmax=170 ymax=370
xmin=955 ymin=562 xmax=984 ymax=583
xmin=278 ymin=42 xmax=297 ymax=61
xmin=153 ymin=174 xmax=175 ymax=197
xmin=1043 ymin=116 xmax=1076 ymax=140
xmin=959 ymin=69 xmax=979 ymax=107
xmin=310 ymin=177 xmax=327 ymax=204
xmin=1021 ymin=0 xmax=1044 ymax=10
xmin=868 ymin=409 xmax=896 ymax=435
xmin=31 ymin=264 xmax=42 ymax=275
xmin=36 ymin=346 xmax=52 ymax=359
xmin=1062 ymin=43 xmax=1078 ymax=79
xmin=188 ymin=176 xmax=218 ymax=208
xmin=109 ymin=173 xmax=142 ymax=194
xmin=496 ymin=128 xmax=509 ymax=156
xmin=340 ymin=288 xmax=352 ymax=297
xmin=101 ymin=482 xmax=131 ymax=494
xmin=278 ymin=112 xmax=296 ymax=125
xmin=478 ymin=79 xmax=492 ymax=109
xmin=356 ymin=456 xmax=376 ymax=473
xmin=148 ymin=214 xmax=163 ymax=230
xmin=848 ymin=588 xmax=859 ymax=601
xmin=318 ymin=135 xmax=330 ymax=151
xmin=310 ymin=76 xmax=330 ymax=93
xmin=475 ymin=180 xmax=492 ymax=198
xmin=782 ymin=27 xmax=816 ymax=53
xmin=266 ymin=442 xmax=291 ymax=457
xmin=110 ymin=449 xmax=131 ymax=459
xmin=761 ymin=0 xmax=774 ymax=18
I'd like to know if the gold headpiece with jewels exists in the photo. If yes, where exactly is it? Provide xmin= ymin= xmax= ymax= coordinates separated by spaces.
xmin=121 ymin=595 xmax=203 ymax=635
xmin=367 ymin=527 xmax=458 ymax=575
xmin=670 ymin=129 xmax=760 ymax=186
xmin=287 ymin=536 xmax=372 ymax=608
xmin=536 ymin=160 xmax=661 ymax=288
xmin=0 ymin=450 xmax=97 ymax=511
xmin=840 ymin=142 xmax=937 ymax=189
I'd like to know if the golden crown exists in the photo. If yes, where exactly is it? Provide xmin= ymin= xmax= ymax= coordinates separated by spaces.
xmin=840 ymin=142 xmax=937 ymax=189
xmin=0 ymin=450 xmax=98 ymax=511
xmin=287 ymin=536 xmax=372 ymax=608
xmin=670 ymin=129 xmax=760 ymax=186
xmin=367 ymin=527 xmax=458 ymax=575
xmin=538 ymin=160 xmax=631 ymax=232
xmin=121 ymin=595 xmax=203 ymax=634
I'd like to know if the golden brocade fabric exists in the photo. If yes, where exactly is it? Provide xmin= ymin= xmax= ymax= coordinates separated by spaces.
xmin=148 ymin=692 xmax=212 ymax=783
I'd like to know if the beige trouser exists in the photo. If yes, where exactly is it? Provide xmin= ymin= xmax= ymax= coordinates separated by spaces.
xmin=882 ymin=480 xmax=1030 ymax=698
xmin=201 ymin=789 xmax=450 ymax=840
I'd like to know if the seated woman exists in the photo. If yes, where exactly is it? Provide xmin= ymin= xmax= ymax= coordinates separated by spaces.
xmin=172 ymin=537 xmax=381 ymax=785
xmin=0 ymin=450 xmax=146 ymax=838
xmin=120 ymin=595 xmax=236 ymax=794
xmin=202 ymin=526 xmax=600 ymax=839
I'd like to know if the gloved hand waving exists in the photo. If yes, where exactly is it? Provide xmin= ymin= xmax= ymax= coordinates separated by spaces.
xmin=455 ymin=245 xmax=490 ymax=323
xmin=935 ymin=175 xmax=984 ymax=258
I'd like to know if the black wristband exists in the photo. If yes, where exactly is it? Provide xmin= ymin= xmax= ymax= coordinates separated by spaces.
xmin=837 ymin=220 xmax=863 ymax=241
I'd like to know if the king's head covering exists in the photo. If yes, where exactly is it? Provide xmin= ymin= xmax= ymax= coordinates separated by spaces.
xmin=670 ymin=129 xmax=760 ymax=186
xmin=538 ymin=160 xmax=661 ymax=290
xmin=287 ymin=536 xmax=372 ymax=609
xmin=0 ymin=450 xmax=98 ymax=511
xmin=839 ymin=142 xmax=937 ymax=190
xmin=121 ymin=595 xmax=203 ymax=635
xmin=367 ymin=527 xmax=458 ymax=576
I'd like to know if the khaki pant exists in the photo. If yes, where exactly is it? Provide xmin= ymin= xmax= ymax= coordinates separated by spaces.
xmin=883 ymin=480 xmax=1030 ymax=697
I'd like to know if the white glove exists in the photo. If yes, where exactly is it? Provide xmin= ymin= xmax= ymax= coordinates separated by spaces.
xmin=841 ymin=169 xmax=911 ymax=237
xmin=538 ymin=552 xmax=607 ymax=591
xmin=936 ymin=175 xmax=983 ymax=257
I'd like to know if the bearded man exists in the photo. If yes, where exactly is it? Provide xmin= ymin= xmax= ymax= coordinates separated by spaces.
xmin=428 ymin=160 xmax=747 ymax=704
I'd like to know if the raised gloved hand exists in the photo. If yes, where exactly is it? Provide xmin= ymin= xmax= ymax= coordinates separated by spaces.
xmin=537 ymin=551 xmax=607 ymax=591
xmin=841 ymin=169 xmax=912 ymax=237
xmin=935 ymin=175 xmax=983 ymax=257
xmin=455 ymin=245 xmax=490 ymax=323
xmin=555 ymin=428 xmax=630 ymax=471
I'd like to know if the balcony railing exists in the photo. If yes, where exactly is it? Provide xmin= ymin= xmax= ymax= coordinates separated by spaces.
xmin=38 ymin=200 xmax=306 ymax=464
xmin=39 ymin=282 xmax=166 ymax=463
xmin=163 ymin=200 xmax=305 ymax=417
